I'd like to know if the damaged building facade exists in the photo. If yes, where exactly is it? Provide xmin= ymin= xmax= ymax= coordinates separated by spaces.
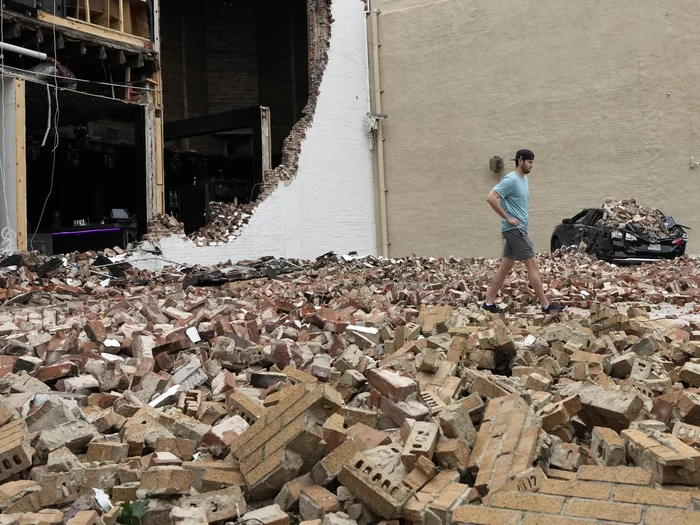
xmin=143 ymin=0 xmax=378 ymax=265
xmin=0 ymin=0 xmax=163 ymax=256
xmin=8 ymin=1 xmax=699 ymax=263
xmin=0 ymin=0 xmax=376 ymax=263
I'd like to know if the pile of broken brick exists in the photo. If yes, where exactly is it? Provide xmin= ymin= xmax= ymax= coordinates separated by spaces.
xmin=189 ymin=202 xmax=256 ymax=247
xmin=144 ymin=203 xmax=256 ymax=246
xmin=0 ymin=251 xmax=700 ymax=524
xmin=598 ymin=199 xmax=678 ymax=238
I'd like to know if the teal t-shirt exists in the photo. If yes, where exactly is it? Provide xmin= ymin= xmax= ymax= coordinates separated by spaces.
xmin=492 ymin=171 xmax=529 ymax=233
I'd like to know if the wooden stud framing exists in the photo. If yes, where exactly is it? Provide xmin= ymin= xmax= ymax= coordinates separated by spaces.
xmin=14 ymin=78 xmax=26 ymax=252
xmin=36 ymin=10 xmax=149 ymax=48
xmin=155 ymin=114 xmax=164 ymax=214
xmin=261 ymin=106 xmax=272 ymax=180
xmin=144 ymin=100 xmax=157 ymax=219
xmin=119 ymin=0 xmax=125 ymax=33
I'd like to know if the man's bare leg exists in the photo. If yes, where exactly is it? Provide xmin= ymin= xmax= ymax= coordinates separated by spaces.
xmin=485 ymin=257 xmax=515 ymax=304
xmin=523 ymin=258 xmax=549 ymax=308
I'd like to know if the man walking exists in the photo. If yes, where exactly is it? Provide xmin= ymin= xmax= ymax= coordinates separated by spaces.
xmin=481 ymin=149 xmax=565 ymax=314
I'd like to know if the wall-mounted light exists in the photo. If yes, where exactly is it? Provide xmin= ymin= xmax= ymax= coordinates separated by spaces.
xmin=489 ymin=156 xmax=503 ymax=173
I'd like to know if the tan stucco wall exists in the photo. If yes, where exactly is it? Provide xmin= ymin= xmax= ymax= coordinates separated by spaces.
xmin=371 ymin=0 xmax=700 ymax=258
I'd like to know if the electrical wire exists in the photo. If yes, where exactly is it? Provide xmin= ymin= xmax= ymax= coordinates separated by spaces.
xmin=0 ymin=64 xmax=155 ymax=92
xmin=29 ymin=6 xmax=60 ymax=250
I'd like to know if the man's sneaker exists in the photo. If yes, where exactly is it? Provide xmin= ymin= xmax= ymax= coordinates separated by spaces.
xmin=543 ymin=302 xmax=566 ymax=314
xmin=481 ymin=303 xmax=499 ymax=314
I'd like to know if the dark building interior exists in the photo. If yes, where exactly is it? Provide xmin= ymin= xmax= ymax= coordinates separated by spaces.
xmin=160 ymin=0 xmax=309 ymax=233
xmin=24 ymin=82 xmax=147 ymax=254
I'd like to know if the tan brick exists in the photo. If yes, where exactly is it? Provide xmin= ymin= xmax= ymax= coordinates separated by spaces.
xmin=564 ymin=499 xmax=643 ymax=523
xmin=180 ymin=487 xmax=247 ymax=523
xmin=345 ymin=423 xmax=391 ymax=449
xmin=138 ymin=466 xmax=193 ymax=497
xmin=154 ymin=437 xmax=197 ymax=461
xmin=591 ymin=426 xmax=625 ymax=467
xmin=0 ymin=420 xmax=33 ymax=482
xmin=402 ymin=490 xmax=433 ymax=522
xmin=401 ymin=421 xmax=439 ymax=469
xmin=403 ymin=455 xmax=436 ymax=492
xmin=112 ymin=482 xmax=139 ymax=503
xmin=337 ymin=453 xmax=411 ymax=519
xmin=421 ymin=469 xmax=461 ymax=494
xmin=435 ymin=438 xmax=470 ymax=473
xmin=613 ymin=485 xmax=692 ymax=508
xmin=673 ymin=421 xmax=700 ymax=448
xmin=548 ymin=469 xmax=577 ymax=481
xmin=299 ymin=485 xmax=340 ymax=520
xmin=451 ymin=505 xmax=522 ymax=525
xmin=540 ymin=480 xmax=612 ymax=500
xmin=227 ymin=392 xmax=265 ymax=425
xmin=490 ymin=492 xmax=566 ymax=514
xmin=577 ymin=465 xmax=652 ymax=486
xmin=65 ymin=510 xmax=104 ymax=525
xmin=368 ymin=368 xmax=417 ymax=402
xmin=311 ymin=437 xmax=366 ymax=485
xmin=427 ymin=482 xmax=471 ymax=522
xmin=539 ymin=395 xmax=582 ymax=432
xmin=86 ymin=442 xmax=128 ymax=464
xmin=644 ymin=507 xmax=700 ymax=525
xmin=241 ymin=504 xmax=289 ymax=525
xmin=200 ymin=467 xmax=245 ymax=492
xmin=522 ymin=516 xmax=597 ymax=525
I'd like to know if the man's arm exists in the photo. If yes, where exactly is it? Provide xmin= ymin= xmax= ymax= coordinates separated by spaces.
xmin=486 ymin=190 xmax=520 ymax=226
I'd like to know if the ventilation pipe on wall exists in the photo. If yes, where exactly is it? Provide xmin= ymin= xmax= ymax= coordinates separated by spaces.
xmin=370 ymin=9 xmax=390 ymax=258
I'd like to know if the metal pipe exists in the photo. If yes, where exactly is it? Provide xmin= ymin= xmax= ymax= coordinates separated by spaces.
xmin=371 ymin=9 xmax=390 ymax=258
xmin=0 ymin=42 xmax=47 ymax=61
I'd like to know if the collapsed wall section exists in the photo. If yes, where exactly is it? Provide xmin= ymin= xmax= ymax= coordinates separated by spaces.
xmin=144 ymin=0 xmax=376 ymax=265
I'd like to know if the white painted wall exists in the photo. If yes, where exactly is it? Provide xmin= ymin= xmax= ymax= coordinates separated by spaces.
xmin=147 ymin=0 xmax=377 ymax=267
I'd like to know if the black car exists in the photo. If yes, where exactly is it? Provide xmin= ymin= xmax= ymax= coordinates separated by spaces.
xmin=551 ymin=207 xmax=689 ymax=264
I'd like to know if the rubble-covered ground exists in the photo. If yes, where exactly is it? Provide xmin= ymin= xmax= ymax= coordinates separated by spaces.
xmin=1 ymin=247 xmax=700 ymax=524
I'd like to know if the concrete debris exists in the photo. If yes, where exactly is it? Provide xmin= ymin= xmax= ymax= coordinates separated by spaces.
xmin=0 ymin=249 xmax=697 ymax=523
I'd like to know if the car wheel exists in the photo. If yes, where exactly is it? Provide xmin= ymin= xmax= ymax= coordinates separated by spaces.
xmin=551 ymin=236 xmax=562 ymax=252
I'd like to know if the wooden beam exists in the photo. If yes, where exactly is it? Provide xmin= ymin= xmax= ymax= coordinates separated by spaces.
xmin=33 ymin=10 xmax=152 ymax=50
xmin=260 ymin=106 xmax=272 ymax=179
xmin=14 ymin=79 xmax=27 ymax=252
xmin=144 ymin=100 xmax=157 ymax=219
xmin=155 ymin=114 xmax=164 ymax=214
xmin=124 ymin=67 xmax=131 ymax=101
xmin=119 ymin=0 xmax=125 ymax=33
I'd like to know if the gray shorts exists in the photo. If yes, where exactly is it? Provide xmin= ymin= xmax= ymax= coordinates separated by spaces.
xmin=502 ymin=229 xmax=535 ymax=260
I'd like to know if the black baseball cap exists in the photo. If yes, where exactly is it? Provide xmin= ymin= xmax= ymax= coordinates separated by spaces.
xmin=511 ymin=149 xmax=535 ymax=162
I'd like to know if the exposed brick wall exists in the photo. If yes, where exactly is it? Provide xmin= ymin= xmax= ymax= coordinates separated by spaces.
xmin=452 ymin=465 xmax=700 ymax=525
xmin=256 ymin=0 xmax=309 ymax=157
xmin=205 ymin=2 xmax=259 ymax=115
